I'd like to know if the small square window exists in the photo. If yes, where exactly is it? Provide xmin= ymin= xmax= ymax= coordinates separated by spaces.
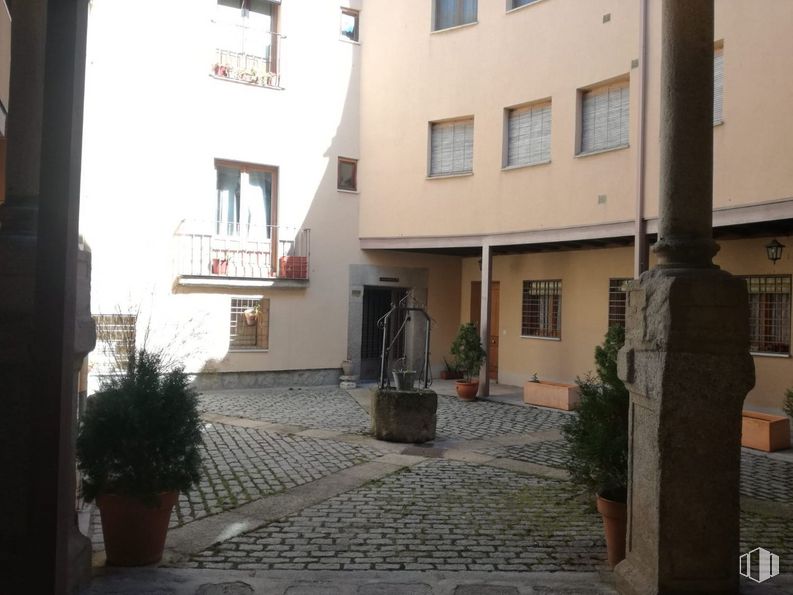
xmin=741 ymin=275 xmax=791 ymax=355
xmin=429 ymin=118 xmax=474 ymax=176
xmin=434 ymin=0 xmax=477 ymax=31
xmin=509 ymin=0 xmax=539 ymax=9
xmin=93 ymin=313 xmax=137 ymax=374
xmin=341 ymin=8 xmax=359 ymax=42
xmin=579 ymin=79 xmax=629 ymax=154
xmin=338 ymin=158 xmax=358 ymax=191
xmin=230 ymin=297 xmax=270 ymax=350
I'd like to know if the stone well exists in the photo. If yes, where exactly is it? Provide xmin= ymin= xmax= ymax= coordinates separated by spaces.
xmin=371 ymin=389 xmax=437 ymax=443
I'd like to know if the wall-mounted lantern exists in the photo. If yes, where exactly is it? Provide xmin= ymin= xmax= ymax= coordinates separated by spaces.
xmin=765 ymin=239 xmax=785 ymax=265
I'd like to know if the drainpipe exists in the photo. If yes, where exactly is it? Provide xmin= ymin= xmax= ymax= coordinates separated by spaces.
xmin=633 ymin=0 xmax=649 ymax=277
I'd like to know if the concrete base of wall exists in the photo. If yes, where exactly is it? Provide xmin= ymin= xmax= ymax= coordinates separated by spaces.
xmin=190 ymin=368 xmax=343 ymax=391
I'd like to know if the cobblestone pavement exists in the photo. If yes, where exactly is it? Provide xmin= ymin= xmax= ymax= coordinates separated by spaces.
xmin=434 ymin=396 xmax=569 ymax=441
xmin=478 ymin=440 xmax=570 ymax=469
xmin=740 ymin=450 xmax=793 ymax=504
xmin=199 ymin=388 xmax=372 ymax=434
xmin=90 ymin=422 xmax=381 ymax=551
xmin=187 ymin=460 xmax=607 ymax=572
xmin=200 ymin=387 xmax=570 ymax=441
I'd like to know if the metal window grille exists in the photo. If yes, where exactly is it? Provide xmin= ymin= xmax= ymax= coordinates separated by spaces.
xmin=742 ymin=275 xmax=791 ymax=355
xmin=94 ymin=314 xmax=137 ymax=373
xmin=229 ymin=297 xmax=269 ymax=349
xmin=521 ymin=280 xmax=561 ymax=338
xmin=608 ymin=278 xmax=631 ymax=329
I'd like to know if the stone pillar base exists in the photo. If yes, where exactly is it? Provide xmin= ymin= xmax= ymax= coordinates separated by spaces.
xmin=616 ymin=268 xmax=754 ymax=594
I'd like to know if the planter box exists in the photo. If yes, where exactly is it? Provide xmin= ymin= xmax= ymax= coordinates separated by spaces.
xmin=371 ymin=388 xmax=437 ymax=443
xmin=523 ymin=380 xmax=580 ymax=411
xmin=741 ymin=410 xmax=791 ymax=452
xmin=279 ymin=256 xmax=308 ymax=279
xmin=439 ymin=370 xmax=463 ymax=380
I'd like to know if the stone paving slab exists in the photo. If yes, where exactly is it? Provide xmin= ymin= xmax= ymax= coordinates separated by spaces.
xmin=186 ymin=459 xmax=608 ymax=573
xmin=83 ymin=568 xmax=622 ymax=594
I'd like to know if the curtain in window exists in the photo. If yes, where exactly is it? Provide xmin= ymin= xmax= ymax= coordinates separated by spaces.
xmin=243 ymin=170 xmax=272 ymax=238
xmin=436 ymin=0 xmax=476 ymax=30
xmin=217 ymin=166 xmax=241 ymax=235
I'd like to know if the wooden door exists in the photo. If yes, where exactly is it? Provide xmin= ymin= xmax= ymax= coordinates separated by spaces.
xmin=470 ymin=281 xmax=500 ymax=380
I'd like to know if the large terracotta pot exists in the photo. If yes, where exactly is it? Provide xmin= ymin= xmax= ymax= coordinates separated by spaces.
xmin=97 ymin=491 xmax=178 ymax=566
xmin=596 ymin=493 xmax=627 ymax=568
xmin=455 ymin=380 xmax=479 ymax=401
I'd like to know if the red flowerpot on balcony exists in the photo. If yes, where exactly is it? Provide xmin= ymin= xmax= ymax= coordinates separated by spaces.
xmin=211 ymin=258 xmax=228 ymax=275
xmin=279 ymin=256 xmax=307 ymax=279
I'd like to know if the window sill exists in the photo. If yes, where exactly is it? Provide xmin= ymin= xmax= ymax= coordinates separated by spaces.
xmin=502 ymin=160 xmax=551 ymax=172
xmin=506 ymin=0 xmax=549 ymax=15
xmin=426 ymin=172 xmax=474 ymax=180
xmin=713 ymin=120 xmax=724 ymax=127
xmin=229 ymin=348 xmax=270 ymax=353
xmin=750 ymin=352 xmax=790 ymax=359
xmin=431 ymin=21 xmax=478 ymax=35
xmin=576 ymin=144 xmax=629 ymax=159
xmin=339 ymin=37 xmax=360 ymax=45
xmin=338 ymin=188 xmax=360 ymax=194
xmin=520 ymin=335 xmax=561 ymax=341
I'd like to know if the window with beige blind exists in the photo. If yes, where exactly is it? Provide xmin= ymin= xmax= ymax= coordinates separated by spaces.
xmin=579 ymin=79 xmax=629 ymax=154
xmin=429 ymin=118 xmax=474 ymax=176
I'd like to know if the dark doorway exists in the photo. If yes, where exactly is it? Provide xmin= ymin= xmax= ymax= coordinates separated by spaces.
xmin=360 ymin=286 xmax=408 ymax=380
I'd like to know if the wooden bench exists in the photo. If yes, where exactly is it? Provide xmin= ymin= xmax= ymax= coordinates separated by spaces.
xmin=741 ymin=411 xmax=791 ymax=452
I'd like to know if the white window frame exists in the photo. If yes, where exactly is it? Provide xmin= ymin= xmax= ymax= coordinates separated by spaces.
xmin=433 ymin=0 xmax=477 ymax=32
xmin=504 ymin=99 xmax=552 ymax=168
xmin=428 ymin=118 xmax=474 ymax=177
xmin=578 ymin=78 xmax=630 ymax=155
xmin=340 ymin=8 xmax=360 ymax=43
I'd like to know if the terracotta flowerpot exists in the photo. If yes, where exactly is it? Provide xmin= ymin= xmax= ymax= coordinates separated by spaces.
xmin=455 ymin=380 xmax=478 ymax=401
xmin=97 ymin=491 xmax=178 ymax=566
xmin=596 ymin=493 xmax=627 ymax=568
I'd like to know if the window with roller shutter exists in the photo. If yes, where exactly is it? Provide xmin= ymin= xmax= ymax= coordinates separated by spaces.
xmin=505 ymin=100 xmax=551 ymax=167
xmin=714 ymin=46 xmax=724 ymax=125
xmin=429 ymin=118 xmax=474 ymax=176
xmin=579 ymin=79 xmax=629 ymax=154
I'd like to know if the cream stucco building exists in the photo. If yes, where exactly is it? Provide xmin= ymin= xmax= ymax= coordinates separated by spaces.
xmin=78 ymin=0 xmax=793 ymax=414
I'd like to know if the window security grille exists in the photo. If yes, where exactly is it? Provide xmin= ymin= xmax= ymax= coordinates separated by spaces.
xmin=742 ymin=275 xmax=791 ymax=355
xmin=521 ymin=280 xmax=562 ymax=338
xmin=230 ymin=297 xmax=269 ymax=349
xmin=94 ymin=314 xmax=137 ymax=373
xmin=608 ymin=278 xmax=631 ymax=329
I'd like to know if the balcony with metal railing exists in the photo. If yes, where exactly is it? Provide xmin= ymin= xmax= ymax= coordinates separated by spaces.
xmin=174 ymin=220 xmax=309 ymax=288
xmin=211 ymin=24 xmax=284 ymax=89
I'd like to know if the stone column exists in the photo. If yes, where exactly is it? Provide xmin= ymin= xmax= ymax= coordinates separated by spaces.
xmin=478 ymin=243 xmax=492 ymax=397
xmin=615 ymin=2 xmax=755 ymax=594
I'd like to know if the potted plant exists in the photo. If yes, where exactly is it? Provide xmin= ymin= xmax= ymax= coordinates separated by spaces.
xmin=243 ymin=304 xmax=260 ymax=326
xmin=450 ymin=322 xmax=486 ymax=401
xmin=392 ymin=357 xmax=417 ymax=390
xmin=561 ymin=326 xmax=629 ymax=568
xmin=76 ymin=349 xmax=204 ymax=566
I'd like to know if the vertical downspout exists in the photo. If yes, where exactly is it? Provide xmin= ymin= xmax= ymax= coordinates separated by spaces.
xmin=633 ymin=0 xmax=649 ymax=277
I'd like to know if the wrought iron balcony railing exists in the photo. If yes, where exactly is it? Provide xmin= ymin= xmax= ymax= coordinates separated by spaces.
xmin=174 ymin=220 xmax=310 ymax=281
xmin=211 ymin=29 xmax=283 ymax=88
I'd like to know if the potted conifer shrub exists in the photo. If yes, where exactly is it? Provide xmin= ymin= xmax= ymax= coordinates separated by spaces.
xmin=76 ymin=349 xmax=204 ymax=566
xmin=450 ymin=322 xmax=486 ymax=401
xmin=561 ymin=326 xmax=629 ymax=568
